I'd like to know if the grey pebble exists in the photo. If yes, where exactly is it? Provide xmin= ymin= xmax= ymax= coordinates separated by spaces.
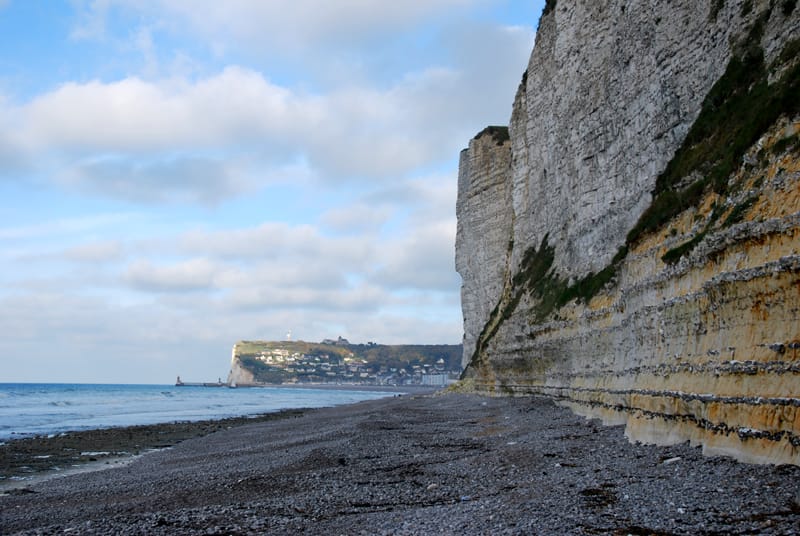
xmin=1 ymin=394 xmax=799 ymax=535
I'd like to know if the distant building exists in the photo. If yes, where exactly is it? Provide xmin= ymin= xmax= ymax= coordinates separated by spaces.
xmin=421 ymin=373 xmax=450 ymax=386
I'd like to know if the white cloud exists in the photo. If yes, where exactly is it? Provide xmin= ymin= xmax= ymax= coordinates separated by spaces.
xmin=19 ymin=68 xmax=293 ymax=152
xmin=341 ymin=311 xmax=462 ymax=346
xmin=178 ymin=222 xmax=373 ymax=264
xmin=216 ymin=262 xmax=346 ymax=291
xmin=5 ymin=66 xmax=471 ymax=201
xmin=3 ymin=6 xmax=533 ymax=204
xmin=368 ymin=174 xmax=459 ymax=222
xmin=320 ymin=203 xmax=393 ymax=233
xmin=227 ymin=283 xmax=388 ymax=313
xmin=16 ymin=65 xmax=463 ymax=172
xmin=371 ymin=219 xmax=460 ymax=291
xmin=62 ymin=154 xmax=255 ymax=204
xmin=0 ymin=213 xmax=142 ymax=241
xmin=74 ymin=0 xmax=485 ymax=51
xmin=124 ymin=257 xmax=218 ymax=291
xmin=63 ymin=240 xmax=125 ymax=263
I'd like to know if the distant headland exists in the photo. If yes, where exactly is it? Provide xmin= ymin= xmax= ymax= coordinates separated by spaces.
xmin=225 ymin=339 xmax=463 ymax=387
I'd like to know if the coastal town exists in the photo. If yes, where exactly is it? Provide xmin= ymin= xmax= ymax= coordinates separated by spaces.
xmin=230 ymin=339 xmax=463 ymax=387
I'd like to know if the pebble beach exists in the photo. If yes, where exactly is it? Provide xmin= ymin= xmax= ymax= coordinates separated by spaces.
xmin=2 ymin=393 xmax=799 ymax=535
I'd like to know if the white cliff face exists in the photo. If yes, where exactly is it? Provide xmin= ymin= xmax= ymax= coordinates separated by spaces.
xmin=226 ymin=343 xmax=256 ymax=385
xmin=514 ymin=0 xmax=756 ymax=278
xmin=457 ymin=0 xmax=800 ymax=465
xmin=455 ymin=128 xmax=513 ymax=367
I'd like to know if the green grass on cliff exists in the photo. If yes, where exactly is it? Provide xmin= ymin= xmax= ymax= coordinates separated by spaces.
xmin=630 ymin=14 xmax=799 ymax=263
xmin=467 ymin=237 xmax=626 ymax=368
xmin=515 ymin=241 xmax=626 ymax=323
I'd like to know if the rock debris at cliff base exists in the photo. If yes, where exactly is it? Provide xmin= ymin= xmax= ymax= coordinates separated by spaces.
xmin=1 ymin=394 xmax=799 ymax=535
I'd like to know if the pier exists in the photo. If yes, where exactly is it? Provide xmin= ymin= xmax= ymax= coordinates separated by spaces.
xmin=175 ymin=376 xmax=229 ymax=387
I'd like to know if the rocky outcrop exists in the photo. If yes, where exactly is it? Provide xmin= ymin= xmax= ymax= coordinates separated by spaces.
xmin=456 ymin=0 xmax=800 ymax=465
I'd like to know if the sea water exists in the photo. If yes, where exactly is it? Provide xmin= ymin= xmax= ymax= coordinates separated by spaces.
xmin=0 ymin=383 xmax=395 ymax=441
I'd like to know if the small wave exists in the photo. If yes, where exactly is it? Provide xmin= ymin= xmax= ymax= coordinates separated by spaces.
xmin=48 ymin=401 xmax=73 ymax=407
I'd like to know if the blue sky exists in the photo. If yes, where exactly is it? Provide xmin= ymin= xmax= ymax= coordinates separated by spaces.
xmin=0 ymin=0 xmax=541 ymax=383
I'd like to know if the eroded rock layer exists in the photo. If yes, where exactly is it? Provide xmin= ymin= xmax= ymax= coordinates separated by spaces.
xmin=456 ymin=0 xmax=800 ymax=464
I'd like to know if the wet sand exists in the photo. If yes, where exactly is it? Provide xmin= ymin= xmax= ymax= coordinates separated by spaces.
xmin=1 ymin=393 xmax=799 ymax=535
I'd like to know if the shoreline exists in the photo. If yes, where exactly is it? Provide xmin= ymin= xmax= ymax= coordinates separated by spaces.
xmin=0 ymin=386 xmax=437 ymax=490
xmin=2 ymin=393 xmax=799 ymax=534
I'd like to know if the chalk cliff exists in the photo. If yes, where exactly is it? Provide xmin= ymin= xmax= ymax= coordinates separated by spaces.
xmin=226 ymin=343 xmax=257 ymax=386
xmin=456 ymin=0 xmax=800 ymax=464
